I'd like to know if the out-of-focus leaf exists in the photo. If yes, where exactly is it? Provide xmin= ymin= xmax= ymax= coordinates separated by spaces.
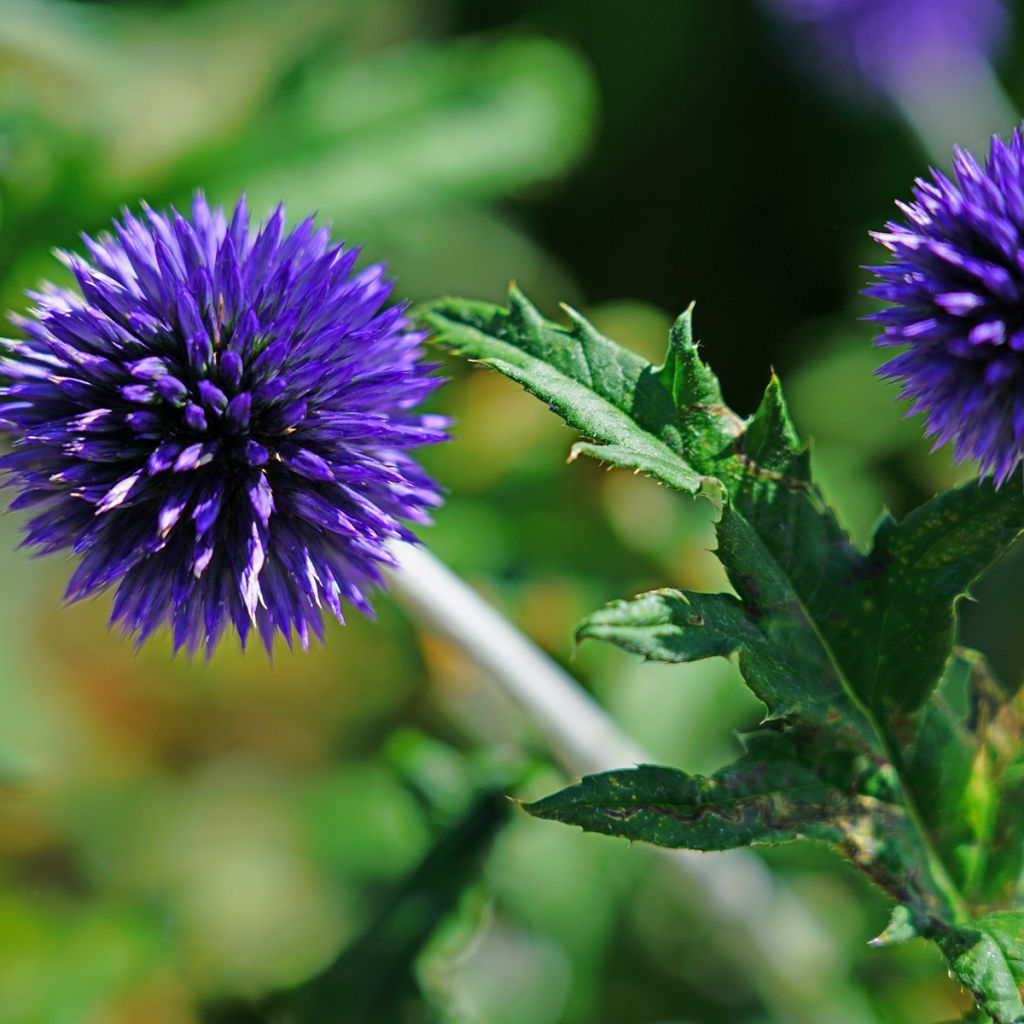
xmin=0 ymin=9 xmax=595 ymax=318
xmin=965 ymin=669 xmax=1024 ymax=905
xmin=276 ymin=790 xmax=510 ymax=1021
xmin=203 ymin=789 xmax=511 ymax=1023
xmin=897 ymin=650 xmax=1024 ymax=903
xmin=298 ymin=764 xmax=431 ymax=880
xmin=0 ymin=0 xmax=349 ymax=183
xmin=0 ymin=745 xmax=27 ymax=787
xmin=0 ymin=899 xmax=175 ymax=1024
xmin=353 ymin=206 xmax=577 ymax=306
xmin=208 ymin=36 xmax=595 ymax=224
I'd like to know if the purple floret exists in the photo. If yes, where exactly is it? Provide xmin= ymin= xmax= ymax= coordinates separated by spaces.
xmin=867 ymin=128 xmax=1024 ymax=486
xmin=0 ymin=195 xmax=447 ymax=653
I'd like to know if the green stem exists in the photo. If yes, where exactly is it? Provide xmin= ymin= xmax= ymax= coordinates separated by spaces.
xmin=881 ymin=730 xmax=971 ymax=926
xmin=788 ymin=569 xmax=970 ymax=924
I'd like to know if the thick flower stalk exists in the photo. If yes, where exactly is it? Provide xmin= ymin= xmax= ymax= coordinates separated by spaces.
xmin=867 ymin=128 xmax=1024 ymax=486
xmin=0 ymin=196 xmax=446 ymax=653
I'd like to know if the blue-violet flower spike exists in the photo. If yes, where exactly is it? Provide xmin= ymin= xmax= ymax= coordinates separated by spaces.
xmin=0 ymin=195 xmax=448 ymax=654
xmin=867 ymin=127 xmax=1024 ymax=487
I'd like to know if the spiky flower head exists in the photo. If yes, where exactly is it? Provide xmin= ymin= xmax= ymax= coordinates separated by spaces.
xmin=0 ymin=195 xmax=447 ymax=653
xmin=866 ymin=128 xmax=1024 ymax=486
xmin=764 ymin=0 xmax=1005 ymax=98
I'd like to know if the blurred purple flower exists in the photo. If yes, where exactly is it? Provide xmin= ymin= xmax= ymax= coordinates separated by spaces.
xmin=765 ymin=0 xmax=1006 ymax=98
xmin=867 ymin=128 xmax=1024 ymax=486
xmin=0 ymin=196 xmax=447 ymax=653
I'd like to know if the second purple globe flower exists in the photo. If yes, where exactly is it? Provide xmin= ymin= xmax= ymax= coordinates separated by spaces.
xmin=0 ymin=196 xmax=447 ymax=653
xmin=868 ymin=128 xmax=1024 ymax=486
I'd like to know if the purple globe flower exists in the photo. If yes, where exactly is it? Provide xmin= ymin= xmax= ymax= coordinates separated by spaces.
xmin=867 ymin=128 xmax=1024 ymax=486
xmin=765 ymin=0 xmax=1006 ymax=99
xmin=0 ymin=196 xmax=447 ymax=653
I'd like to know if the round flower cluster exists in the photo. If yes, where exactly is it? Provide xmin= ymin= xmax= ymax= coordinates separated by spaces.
xmin=0 ymin=196 xmax=446 ymax=653
xmin=868 ymin=128 xmax=1024 ymax=486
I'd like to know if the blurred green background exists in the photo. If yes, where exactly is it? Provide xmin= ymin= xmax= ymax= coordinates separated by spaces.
xmin=1 ymin=2 xmax=1023 ymax=1022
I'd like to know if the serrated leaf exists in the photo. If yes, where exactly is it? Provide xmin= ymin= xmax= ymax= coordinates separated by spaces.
xmin=837 ymin=483 xmax=1024 ymax=716
xmin=568 ymin=440 xmax=727 ymax=516
xmin=870 ymin=904 xmax=930 ymax=947
xmin=424 ymin=288 xmax=1024 ymax=725
xmin=525 ymin=761 xmax=837 ymax=851
xmin=425 ymin=287 xmax=1024 ymax=941
xmin=658 ymin=307 xmax=745 ymax=463
xmin=940 ymin=913 xmax=1024 ymax=1024
xmin=419 ymin=290 xmax=715 ymax=496
xmin=577 ymin=587 xmax=871 ymax=737
xmin=724 ymin=389 xmax=1024 ymax=720
xmin=524 ymin=730 xmax=935 ymax=908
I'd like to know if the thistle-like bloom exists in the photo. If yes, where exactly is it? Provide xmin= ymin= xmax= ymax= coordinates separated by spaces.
xmin=0 ymin=196 xmax=447 ymax=653
xmin=867 ymin=129 xmax=1024 ymax=486
xmin=764 ymin=0 xmax=1005 ymax=98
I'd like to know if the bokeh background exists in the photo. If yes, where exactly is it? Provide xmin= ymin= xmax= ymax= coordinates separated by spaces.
xmin=2 ymin=2 xmax=1023 ymax=1022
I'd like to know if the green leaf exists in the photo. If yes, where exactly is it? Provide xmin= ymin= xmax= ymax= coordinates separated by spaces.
xmin=658 ymin=307 xmax=745 ymax=466
xmin=837 ymin=483 xmax=1024 ymax=716
xmin=870 ymin=905 xmax=929 ymax=948
xmin=966 ymin=672 xmax=1024 ymax=905
xmin=577 ymin=586 xmax=871 ymax=737
xmin=524 ymin=730 xmax=932 ymax=908
xmin=419 ymin=290 xmax=714 ymax=496
xmin=424 ymin=288 xmax=1024 ymax=725
xmin=425 ymin=287 xmax=1024 ymax=945
xmin=988 ymin=737 xmax=1024 ymax=904
xmin=525 ymin=761 xmax=837 ymax=851
xmin=723 ymin=385 xmax=1024 ymax=721
xmin=898 ymin=658 xmax=980 ymax=893
xmin=940 ymin=913 xmax=1024 ymax=1024
xmin=895 ymin=650 xmax=1024 ymax=904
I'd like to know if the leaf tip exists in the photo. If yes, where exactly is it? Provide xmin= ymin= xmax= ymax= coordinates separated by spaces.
xmin=669 ymin=305 xmax=696 ymax=353
xmin=699 ymin=476 xmax=726 ymax=519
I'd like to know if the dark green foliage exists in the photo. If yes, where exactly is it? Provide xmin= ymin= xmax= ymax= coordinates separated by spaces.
xmin=525 ymin=730 xmax=934 ymax=910
xmin=525 ymin=732 xmax=845 ymax=852
xmin=423 ymin=291 xmax=720 ymax=500
xmin=421 ymin=288 xmax=1024 ymax=1017
xmin=202 ymin=788 xmax=512 ymax=1024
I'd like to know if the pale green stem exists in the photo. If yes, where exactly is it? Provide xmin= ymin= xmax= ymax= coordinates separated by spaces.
xmin=386 ymin=540 xmax=882 ymax=1024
